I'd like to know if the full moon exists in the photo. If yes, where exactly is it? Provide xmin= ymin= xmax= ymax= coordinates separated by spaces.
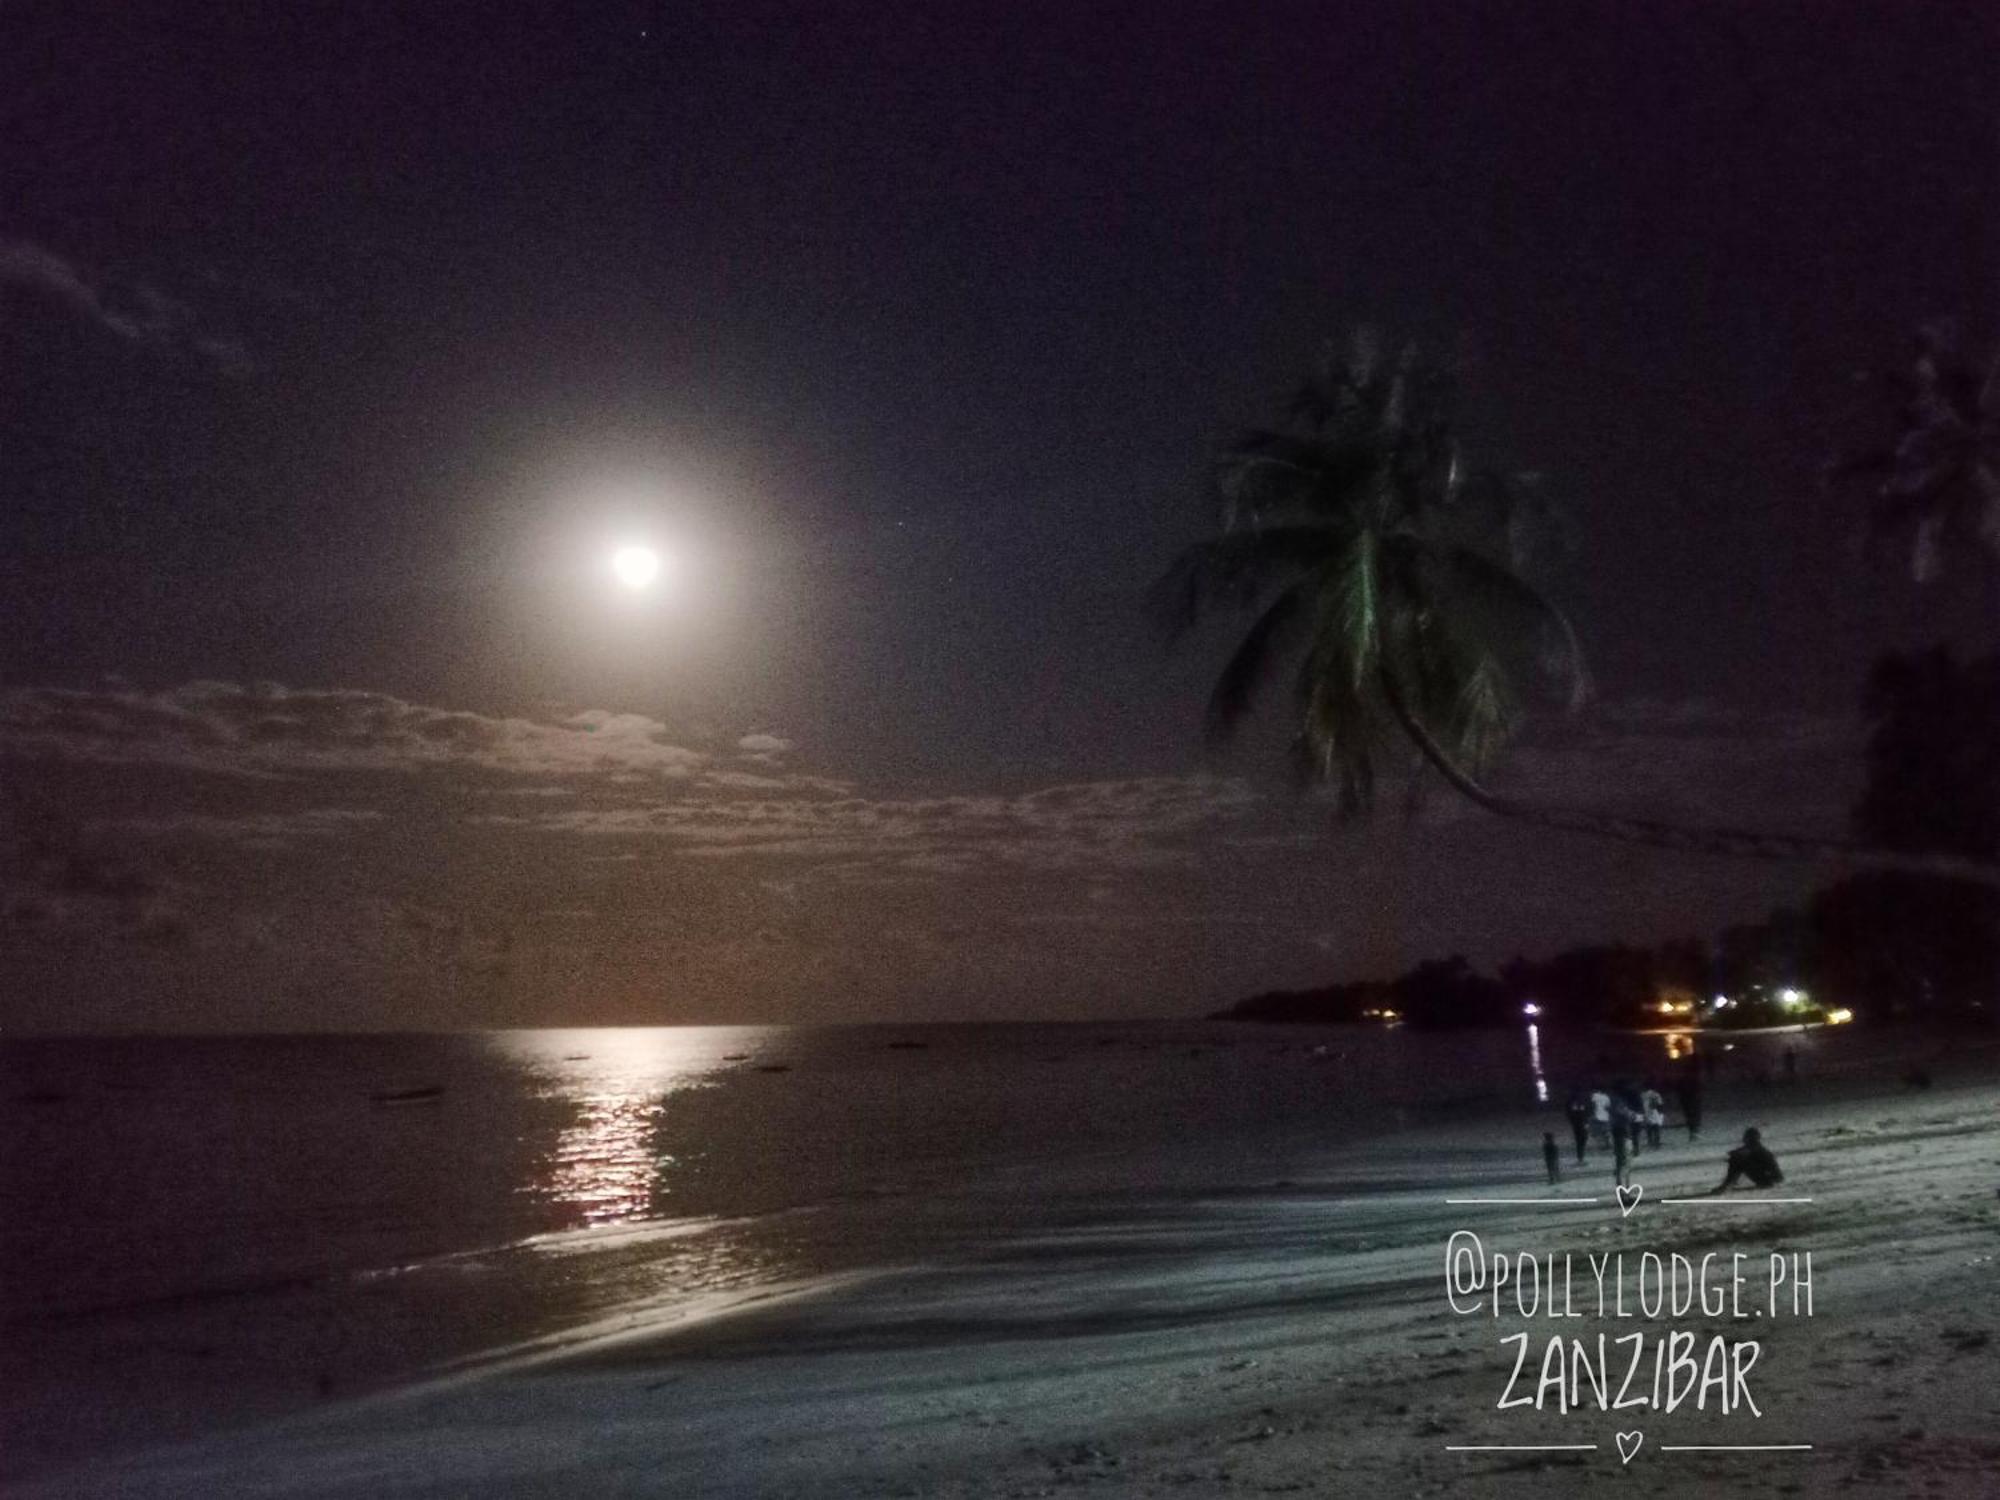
xmin=610 ymin=545 xmax=663 ymax=590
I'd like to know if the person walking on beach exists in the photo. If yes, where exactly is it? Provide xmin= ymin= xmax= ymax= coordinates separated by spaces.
xmin=1613 ymin=1082 xmax=1643 ymax=1158
xmin=1610 ymin=1112 xmax=1632 ymax=1188
xmin=1676 ymin=1068 xmax=1702 ymax=1142
xmin=1543 ymin=1131 xmax=1562 ymax=1185
xmin=1564 ymin=1088 xmax=1591 ymax=1163
xmin=1714 ymin=1127 xmax=1784 ymax=1192
xmin=1589 ymin=1086 xmax=1612 ymax=1147
xmin=1641 ymin=1084 xmax=1664 ymax=1150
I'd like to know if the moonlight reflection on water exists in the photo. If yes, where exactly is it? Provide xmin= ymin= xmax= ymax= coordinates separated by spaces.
xmin=486 ymin=1027 xmax=763 ymax=1230
xmin=542 ymin=1091 xmax=666 ymax=1225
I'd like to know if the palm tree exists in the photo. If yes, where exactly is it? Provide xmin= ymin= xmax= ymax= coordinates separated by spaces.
xmin=1152 ymin=336 xmax=1576 ymax=807
xmin=1832 ymin=323 xmax=2000 ymax=583
xmin=1157 ymin=335 xmax=2000 ymax=888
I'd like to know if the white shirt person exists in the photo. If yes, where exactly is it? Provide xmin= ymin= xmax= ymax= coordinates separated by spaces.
xmin=1640 ymin=1087 xmax=1665 ymax=1148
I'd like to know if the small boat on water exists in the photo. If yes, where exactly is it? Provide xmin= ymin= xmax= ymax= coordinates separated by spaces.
xmin=369 ymin=1085 xmax=445 ymax=1105
xmin=722 ymin=1053 xmax=750 ymax=1061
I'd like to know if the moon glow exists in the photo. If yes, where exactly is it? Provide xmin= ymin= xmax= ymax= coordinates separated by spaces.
xmin=611 ymin=545 xmax=663 ymax=590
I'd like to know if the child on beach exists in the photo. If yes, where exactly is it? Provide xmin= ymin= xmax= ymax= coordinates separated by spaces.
xmin=1542 ymin=1131 xmax=1561 ymax=1185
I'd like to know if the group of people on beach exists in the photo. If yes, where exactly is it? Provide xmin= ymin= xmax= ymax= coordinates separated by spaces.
xmin=1555 ymin=1077 xmax=1688 ymax=1181
xmin=1541 ymin=1067 xmax=1782 ymax=1194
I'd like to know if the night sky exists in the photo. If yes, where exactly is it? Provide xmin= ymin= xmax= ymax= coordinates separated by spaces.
xmin=2 ymin=2 xmax=1995 ymax=1031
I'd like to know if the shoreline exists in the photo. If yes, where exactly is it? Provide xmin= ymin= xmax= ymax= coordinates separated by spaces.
xmin=16 ymin=1048 xmax=2000 ymax=1497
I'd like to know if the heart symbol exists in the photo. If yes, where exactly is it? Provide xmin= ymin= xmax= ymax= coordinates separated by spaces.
xmin=1616 ymin=1430 xmax=1644 ymax=1465
xmin=1616 ymin=1183 xmax=1643 ymax=1217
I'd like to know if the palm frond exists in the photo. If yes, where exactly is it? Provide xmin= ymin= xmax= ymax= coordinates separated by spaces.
xmin=1384 ymin=596 xmax=1519 ymax=778
xmin=1215 ymin=433 xmax=1382 ymax=530
xmin=1328 ymin=531 xmax=1381 ymax=692
xmin=1146 ymin=525 xmax=1342 ymax=639
xmin=1423 ymin=540 xmax=1589 ymax=708
xmin=1202 ymin=583 xmax=1309 ymax=745
xmin=1292 ymin=629 xmax=1388 ymax=813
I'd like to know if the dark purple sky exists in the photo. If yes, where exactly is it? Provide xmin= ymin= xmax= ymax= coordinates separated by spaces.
xmin=2 ymin=2 xmax=1995 ymax=1030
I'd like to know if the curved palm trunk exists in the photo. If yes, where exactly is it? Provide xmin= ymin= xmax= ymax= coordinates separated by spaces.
xmin=1377 ymin=671 xmax=2000 ymax=890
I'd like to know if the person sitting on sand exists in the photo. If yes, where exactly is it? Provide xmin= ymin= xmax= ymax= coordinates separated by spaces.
xmin=1714 ymin=1127 xmax=1784 ymax=1192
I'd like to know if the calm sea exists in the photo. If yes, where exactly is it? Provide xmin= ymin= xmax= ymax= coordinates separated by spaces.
xmin=0 ymin=1020 xmax=1674 ymax=1479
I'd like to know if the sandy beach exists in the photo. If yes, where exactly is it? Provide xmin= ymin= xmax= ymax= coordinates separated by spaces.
xmin=17 ymin=1045 xmax=2000 ymax=1500
xmin=8 ymin=0 xmax=1999 ymax=1492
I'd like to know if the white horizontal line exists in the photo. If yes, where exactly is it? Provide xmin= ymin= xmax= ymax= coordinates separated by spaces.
xmin=1660 ymin=1444 xmax=1814 ymax=1451
xmin=1445 ymin=1198 xmax=1602 ymax=1205
xmin=1658 ymin=1198 xmax=1814 ymax=1204
xmin=1446 ymin=1444 xmax=1599 ymax=1451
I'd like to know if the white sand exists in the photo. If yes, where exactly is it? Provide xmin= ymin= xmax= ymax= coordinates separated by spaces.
xmin=21 ymin=1061 xmax=2000 ymax=1499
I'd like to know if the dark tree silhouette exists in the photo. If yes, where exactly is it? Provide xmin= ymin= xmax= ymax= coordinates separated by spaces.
xmin=1159 ymin=336 xmax=2000 ymax=887
xmin=1855 ymin=649 xmax=2000 ymax=858
xmin=1152 ymin=334 xmax=1585 ymax=814
xmin=1807 ymin=648 xmax=2000 ymax=1015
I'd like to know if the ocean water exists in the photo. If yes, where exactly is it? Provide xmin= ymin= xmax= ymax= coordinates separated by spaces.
xmin=0 ymin=1020 xmax=1707 ymax=1479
